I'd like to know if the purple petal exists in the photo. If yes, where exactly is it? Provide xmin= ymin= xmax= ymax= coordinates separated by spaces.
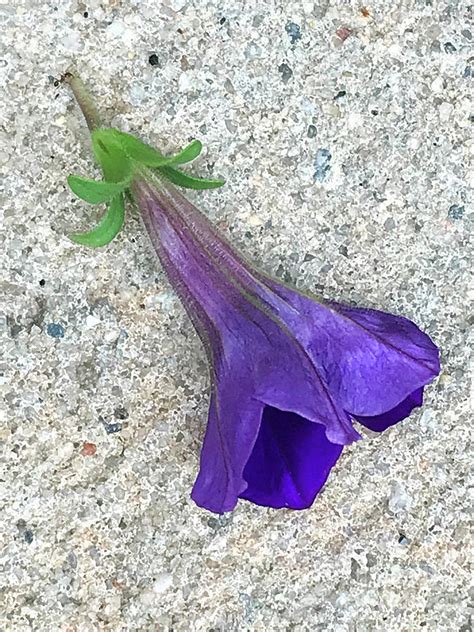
xmin=240 ymin=406 xmax=343 ymax=509
xmin=259 ymin=281 xmax=439 ymax=419
xmin=250 ymin=320 xmax=360 ymax=445
xmin=191 ymin=384 xmax=265 ymax=514
xmin=317 ymin=303 xmax=439 ymax=417
xmin=353 ymin=387 xmax=424 ymax=432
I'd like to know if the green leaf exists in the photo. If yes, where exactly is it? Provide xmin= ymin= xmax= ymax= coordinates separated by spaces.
xmin=69 ymin=194 xmax=125 ymax=248
xmin=91 ymin=129 xmax=132 ymax=182
xmin=168 ymin=139 xmax=202 ymax=165
xmin=68 ymin=174 xmax=130 ymax=204
xmin=158 ymin=166 xmax=225 ymax=190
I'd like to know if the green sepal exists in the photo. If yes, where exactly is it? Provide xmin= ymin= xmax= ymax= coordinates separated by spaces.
xmin=158 ymin=165 xmax=225 ymax=190
xmin=69 ymin=193 xmax=125 ymax=248
xmin=92 ymin=130 xmax=132 ymax=182
xmin=168 ymin=139 xmax=202 ymax=164
xmin=109 ymin=130 xmax=203 ymax=168
xmin=106 ymin=130 xmax=170 ymax=167
xmin=67 ymin=174 xmax=130 ymax=204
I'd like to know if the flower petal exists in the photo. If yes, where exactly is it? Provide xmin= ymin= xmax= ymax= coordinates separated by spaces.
xmin=191 ymin=385 xmax=264 ymax=514
xmin=259 ymin=281 xmax=439 ymax=418
xmin=252 ymin=329 xmax=360 ymax=445
xmin=353 ymin=387 xmax=424 ymax=432
xmin=240 ymin=406 xmax=343 ymax=509
xmin=315 ymin=302 xmax=439 ymax=416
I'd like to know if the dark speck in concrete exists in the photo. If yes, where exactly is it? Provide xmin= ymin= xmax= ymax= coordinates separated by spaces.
xmin=278 ymin=63 xmax=293 ymax=83
xmin=443 ymin=42 xmax=456 ymax=53
xmin=307 ymin=124 xmax=317 ymax=138
xmin=448 ymin=204 xmax=464 ymax=220
xmin=9 ymin=321 xmax=22 ymax=338
xmin=334 ymin=90 xmax=347 ymax=100
xmin=24 ymin=530 xmax=34 ymax=544
xmin=101 ymin=417 xmax=123 ymax=434
xmin=207 ymin=514 xmax=232 ymax=530
xmin=285 ymin=22 xmax=301 ymax=45
xmin=105 ymin=422 xmax=122 ymax=434
xmin=463 ymin=66 xmax=473 ymax=78
xmin=114 ymin=406 xmax=129 ymax=420
xmin=46 ymin=323 xmax=65 ymax=338
xmin=313 ymin=148 xmax=332 ymax=182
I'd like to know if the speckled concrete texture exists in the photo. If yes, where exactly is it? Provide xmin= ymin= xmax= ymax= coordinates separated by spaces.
xmin=1 ymin=1 xmax=472 ymax=630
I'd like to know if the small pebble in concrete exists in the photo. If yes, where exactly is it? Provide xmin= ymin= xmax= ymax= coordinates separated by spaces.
xmin=245 ymin=42 xmax=262 ymax=60
xmin=384 ymin=217 xmax=396 ymax=231
xmin=336 ymin=27 xmax=352 ymax=42
xmin=398 ymin=533 xmax=410 ymax=545
xmin=443 ymin=42 xmax=456 ymax=53
xmin=389 ymin=481 xmax=413 ymax=513
xmin=448 ymin=204 xmax=464 ymax=220
xmin=278 ymin=62 xmax=293 ymax=83
xmin=148 ymin=53 xmax=160 ymax=67
xmin=285 ymin=22 xmax=301 ymax=45
xmin=24 ymin=530 xmax=34 ymax=544
xmin=313 ymin=148 xmax=332 ymax=182
xmin=46 ymin=323 xmax=65 ymax=338
xmin=103 ymin=421 xmax=122 ymax=434
xmin=80 ymin=442 xmax=97 ymax=457
xmin=114 ymin=406 xmax=129 ymax=420
xmin=307 ymin=124 xmax=317 ymax=138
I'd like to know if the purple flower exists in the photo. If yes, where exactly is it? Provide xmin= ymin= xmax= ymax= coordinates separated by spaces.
xmin=65 ymin=72 xmax=440 ymax=514
xmin=133 ymin=177 xmax=439 ymax=513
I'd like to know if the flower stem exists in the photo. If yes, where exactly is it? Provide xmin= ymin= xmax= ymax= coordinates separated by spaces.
xmin=63 ymin=69 xmax=102 ymax=131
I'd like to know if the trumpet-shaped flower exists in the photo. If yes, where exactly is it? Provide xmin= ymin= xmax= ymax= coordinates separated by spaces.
xmin=64 ymin=72 xmax=440 ymax=513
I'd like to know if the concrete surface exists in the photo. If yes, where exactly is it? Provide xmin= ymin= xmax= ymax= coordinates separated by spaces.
xmin=1 ymin=0 xmax=472 ymax=630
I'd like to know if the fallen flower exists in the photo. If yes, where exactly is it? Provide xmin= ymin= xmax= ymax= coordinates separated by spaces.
xmin=64 ymin=72 xmax=440 ymax=513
